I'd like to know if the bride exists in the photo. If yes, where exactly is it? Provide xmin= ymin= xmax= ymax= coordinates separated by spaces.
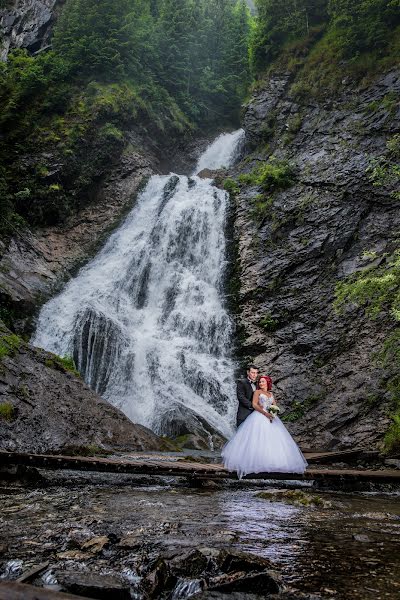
xmin=222 ymin=375 xmax=308 ymax=478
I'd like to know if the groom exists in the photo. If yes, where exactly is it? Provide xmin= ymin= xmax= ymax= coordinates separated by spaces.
xmin=236 ymin=364 xmax=259 ymax=427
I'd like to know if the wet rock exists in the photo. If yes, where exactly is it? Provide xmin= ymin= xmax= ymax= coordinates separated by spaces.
xmin=256 ymin=490 xmax=332 ymax=508
xmin=193 ymin=592 xmax=320 ymax=600
xmin=118 ymin=533 xmax=143 ymax=550
xmin=197 ymin=168 xmax=216 ymax=179
xmin=57 ymin=571 xmax=131 ymax=600
xmin=353 ymin=534 xmax=370 ymax=542
xmin=141 ymin=548 xmax=280 ymax=598
xmin=80 ymin=536 xmax=109 ymax=553
xmin=209 ymin=571 xmax=279 ymax=594
xmin=384 ymin=459 xmax=400 ymax=469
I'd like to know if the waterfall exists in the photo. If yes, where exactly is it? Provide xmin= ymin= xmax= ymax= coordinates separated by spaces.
xmin=33 ymin=129 xmax=244 ymax=443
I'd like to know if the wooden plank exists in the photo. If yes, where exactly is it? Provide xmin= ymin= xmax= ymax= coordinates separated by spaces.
xmin=303 ymin=449 xmax=380 ymax=464
xmin=17 ymin=562 xmax=49 ymax=583
xmin=0 ymin=450 xmax=399 ymax=483
xmin=0 ymin=581 xmax=90 ymax=600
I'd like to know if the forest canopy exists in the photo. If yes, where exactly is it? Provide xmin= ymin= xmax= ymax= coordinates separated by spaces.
xmin=0 ymin=0 xmax=251 ymax=229
xmin=250 ymin=0 xmax=400 ymax=72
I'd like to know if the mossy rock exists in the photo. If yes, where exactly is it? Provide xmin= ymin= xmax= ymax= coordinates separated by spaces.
xmin=44 ymin=354 xmax=81 ymax=378
xmin=256 ymin=489 xmax=332 ymax=508
xmin=0 ymin=331 xmax=22 ymax=360
xmin=0 ymin=402 xmax=15 ymax=421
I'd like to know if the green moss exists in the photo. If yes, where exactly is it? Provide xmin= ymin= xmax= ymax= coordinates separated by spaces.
xmin=336 ymin=258 xmax=400 ymax=452
xmin=0 ymin=402 xmax=15 ymax=421
xmin=366 ymin=134 xmax=400 ymax=200
xmin=0 ymin=333 xmax=22 ymax=359
xmin=62 ymin=444 xmax=111 ymax=457
xmin=252 ymin=194 xmax=274 ymax=220
xmin=45 ymin=354 xmax=80 ymax=377
xmin=256 ymin=489 xmax=330 ymax=508
xmin=335 ymin=250 xmax=400 ymax=320
xmin=282 ymin=393 xmax=324 ymax=423
xmin=259 ymin=312 xmax=279 ymax=332
xmin=384 ymin=414 xmax=400 ymax=455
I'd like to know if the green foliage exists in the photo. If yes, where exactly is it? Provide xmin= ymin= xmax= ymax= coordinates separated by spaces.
xmin=45 ymin=354 xmax=81 ymax=377
xmin=328 ymin=0 xmax=400 ymax=58
xmin=250 ymin=0 xmax=329 ymax=72
xmin=384 ymin=414 xmax=400 ymax=454
xmin=367 ymin=134 xmax=400 ymax=200
xmin=0 ymin=332 xmax=22 ymax=360
xmin=282 ymin=393 xmax=323 ymax=422
xmin=251 ymin=0 xmax=400 ymax=101
xmin=223 ymin=178 xmax=240 ymax=196
xmin=335 ymin=251 xmax=400 ymax=320
xmin=238 ymin=157 xmax=295 ymax=191
xmin=0 ymin=0 xmax=252 ymax=235
xmin=252 ymin=194 xmax=274 ymax=219
xmin=259 ymin=312 xmax=279 ymax=331
xmin=0 ymin=402 xmax=15 ymax=421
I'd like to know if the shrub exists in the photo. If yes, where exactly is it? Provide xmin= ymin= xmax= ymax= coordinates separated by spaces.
xmin=259 ymin=312 xmax=279 ymax=331
xmin=238 ymin=157 xmax=295 ymax=192
xmin=223 ymin=178 xmax=240 ymax=196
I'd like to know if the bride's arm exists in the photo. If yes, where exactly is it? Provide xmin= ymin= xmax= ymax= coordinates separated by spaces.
xmin=252 ymin=391 xmax=273 ymax=421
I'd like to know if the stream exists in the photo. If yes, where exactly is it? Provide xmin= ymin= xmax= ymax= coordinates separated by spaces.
xmin=1 ymin=476 xmax=399 ymax=599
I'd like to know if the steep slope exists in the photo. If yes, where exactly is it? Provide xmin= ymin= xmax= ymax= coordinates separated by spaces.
xmin=0 ymin=320 xmax=166 ymax=453
xmin=231 ymin=67 xmax=399 ymax=450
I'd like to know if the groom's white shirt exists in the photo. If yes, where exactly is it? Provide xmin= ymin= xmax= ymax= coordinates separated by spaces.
xmin=248 ymin=378 xmax=256 ymax=392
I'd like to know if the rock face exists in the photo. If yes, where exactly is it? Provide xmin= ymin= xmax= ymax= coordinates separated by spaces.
xmin=232 ymin=69 xmax=400 ymax=450
xmin=0 ymin=321 xmax=165 ymax=453
xmin=0 ymin=0 xmax=64 ymax=60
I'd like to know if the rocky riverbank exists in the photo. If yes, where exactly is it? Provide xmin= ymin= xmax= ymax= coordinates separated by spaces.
xmin=0 ymin=473 xmax=399 ymax=599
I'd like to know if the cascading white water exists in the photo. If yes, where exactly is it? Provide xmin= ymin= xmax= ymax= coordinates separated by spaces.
xmin=195 ymin=129 xmax=245 ymax=173
xmin=33 ymin=129 xmax=244 ymax=442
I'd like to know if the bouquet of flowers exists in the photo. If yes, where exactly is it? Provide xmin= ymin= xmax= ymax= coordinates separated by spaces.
xmin=269 ymin=405 xmax=281 ymax=418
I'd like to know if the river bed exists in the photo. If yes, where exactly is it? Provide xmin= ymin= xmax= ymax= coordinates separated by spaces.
xmin=1 ymin=478 xmax=399 ymax=599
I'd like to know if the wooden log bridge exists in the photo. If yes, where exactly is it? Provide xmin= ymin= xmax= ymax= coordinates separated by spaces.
xmin=0 ymin=450 xmax=399 ymax=484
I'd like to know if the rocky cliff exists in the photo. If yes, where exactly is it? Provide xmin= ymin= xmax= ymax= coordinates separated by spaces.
xmin=230 ymin=68 xmax=400 ymax=451
xmin=0 ymin=0 xmax=64 ymax=60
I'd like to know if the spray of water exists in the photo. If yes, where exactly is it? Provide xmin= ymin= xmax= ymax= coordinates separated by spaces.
xmin=33 ymin=130 xmax=245 ymax=442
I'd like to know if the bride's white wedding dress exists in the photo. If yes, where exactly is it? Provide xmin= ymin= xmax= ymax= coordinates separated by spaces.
xmin=221 ymin=394 xmax=308 ymax=478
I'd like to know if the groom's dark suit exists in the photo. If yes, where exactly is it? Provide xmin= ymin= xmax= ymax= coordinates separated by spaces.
xmin=236 ymin=378 xmax=256 ymax=426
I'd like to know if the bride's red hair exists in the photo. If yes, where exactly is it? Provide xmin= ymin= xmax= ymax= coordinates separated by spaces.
xmin=258 ymin=375 xmax=272 ymax=391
